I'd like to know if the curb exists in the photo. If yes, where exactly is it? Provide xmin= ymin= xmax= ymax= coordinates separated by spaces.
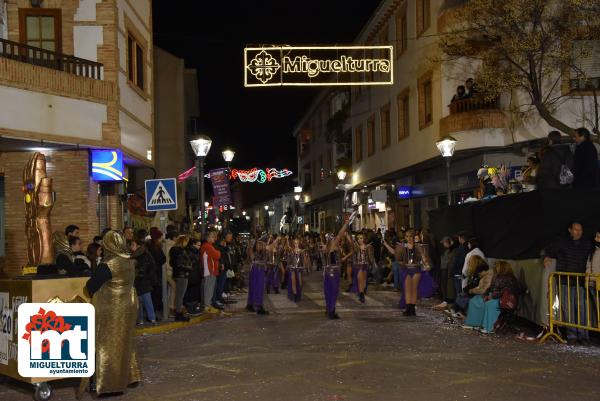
xmin=135 ymin=312 xmax=233 ymax=336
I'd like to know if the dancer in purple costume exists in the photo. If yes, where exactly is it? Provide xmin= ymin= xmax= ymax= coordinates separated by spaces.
xmin=347 ymin=232 xmax=376 ymax=304
xmin=265 ymin=235 xmax=281 ymax=294
xmin=286 ymin=236 xmax=309 ymax=302
xmin=383 ymin=229 xmax=431 ymax=316
xmin=323 ymin=211 xmax=358 ymax=320
xmin=245 ymin=235 xmax=270 ymax=315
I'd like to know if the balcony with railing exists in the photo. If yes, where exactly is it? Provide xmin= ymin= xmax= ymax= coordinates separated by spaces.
xmin=0 ymin=38 xmax=103 ymax=79
xmin=0 ymin=37 xmax=114 ymax=103
xmin=440 ymin=96 xmax=505 ymax=136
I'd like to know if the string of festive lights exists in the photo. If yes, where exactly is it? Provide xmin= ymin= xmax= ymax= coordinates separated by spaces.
xmin=231 ymin=168 xmax=293 ymax=183
xmin=179 ymin=166 xmax=293 ymax=183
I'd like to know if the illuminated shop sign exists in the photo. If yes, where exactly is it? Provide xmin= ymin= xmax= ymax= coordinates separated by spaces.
xmin=91 ymin=149 xmax=125 ymax=182
xmin=397 ymin=186 xmax=412 ymax=199
xmin=244 ymin=46 xmax=394 ymax=87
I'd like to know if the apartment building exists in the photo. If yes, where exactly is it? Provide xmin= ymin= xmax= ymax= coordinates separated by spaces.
xmin=0 ymin=0 xmax=153 ymax=276
xmin=347 ymin=0 xmax=599 ymax=231
xmin=294 ymin=89 xmax=350 ymax=233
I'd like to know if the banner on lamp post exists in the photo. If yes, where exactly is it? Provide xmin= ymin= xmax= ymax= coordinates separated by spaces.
xmin=209 ymin=168 xmax=233 ymax=207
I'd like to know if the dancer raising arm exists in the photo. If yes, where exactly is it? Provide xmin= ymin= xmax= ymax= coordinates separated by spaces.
xmin=323 ymin=211 xmax=358 ymax=319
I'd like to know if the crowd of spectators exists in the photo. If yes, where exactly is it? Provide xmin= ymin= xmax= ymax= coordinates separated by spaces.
xmin=54 ymin=223 xmax=247 ymax=325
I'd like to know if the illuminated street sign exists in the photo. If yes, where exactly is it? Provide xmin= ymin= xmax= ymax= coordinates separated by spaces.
xmin=244 ymin=46 xmax=394 ymax=87
xmin=91 ymin=149 xmax=125 ymax=182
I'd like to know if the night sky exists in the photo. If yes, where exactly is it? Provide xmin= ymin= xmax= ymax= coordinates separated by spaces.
xmin=152 ymin=0 xmax=382 ymax=170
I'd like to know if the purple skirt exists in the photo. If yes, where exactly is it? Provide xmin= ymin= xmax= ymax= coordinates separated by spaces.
xmin=397 ymin=268 xmax=435 ymax=309
xmin=351 ymin=263 xmax=369 ymax=293
xmin=323 ymin=266 xmax=340 ymax=313
xmin=247 ymin=263 xmax=266 ymax=307
xmin=266 ymin=263 xmax=280 ymax=290
xmin=287 ymin=269 xmax=303 ymax=302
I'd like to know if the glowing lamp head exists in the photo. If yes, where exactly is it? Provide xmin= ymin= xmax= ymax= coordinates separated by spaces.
xmin=294 ymin=186 xmax=303 ymax=193
xmin=436 ymin=136 xmax=457 ymax=158
xmin=268 ymin=210 xmax=275 ymax=217
xmin=222 ymin=149 xmax=235 ymax=163
xmin=242 ymin=211 xmax=247 ymax=216
xmin=337 ymin=170 xmax=347 ymax=181
xmin=294 ymin=194 xmax=301 ymax=201
xmin=264 ymin=205 xmax=269 ymax=211
xmin=189 ymin=135 xmax=212 ymax=157
xmin=204 ymin=202 xmax=210 ymax=208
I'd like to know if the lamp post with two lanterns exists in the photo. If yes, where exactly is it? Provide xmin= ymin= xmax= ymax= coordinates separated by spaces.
xmin=190 ymin=135 xmax=212 ymax=237
xmin=190 ymin=134 xmax=237 ymax=236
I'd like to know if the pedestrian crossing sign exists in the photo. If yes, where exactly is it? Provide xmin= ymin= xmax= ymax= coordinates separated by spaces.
xmin=145 ymin=178 xmax=178 ymax=211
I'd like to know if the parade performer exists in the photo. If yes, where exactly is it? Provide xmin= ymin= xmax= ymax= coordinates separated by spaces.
xmin=266 ymin=235 xmax=281 ymax=294
xmin=278 ymin=234 xmax=289 ymax=290
xmin=286 ymin=236 xmax=309 ymax=302
xmin=347 ymin=232 xmax=376 ymax=303
xmin=245 ymin=235 xmax=270 ymax=315
xmin=340 ymin=235 xmax=354 ymax=293
xmin=81 ymin=230 xmax=140 ymax=396
xmin=323 ymin=211 xmax=357 ymax=319
xmin=383 ymin=230 xmax=431 ymax=316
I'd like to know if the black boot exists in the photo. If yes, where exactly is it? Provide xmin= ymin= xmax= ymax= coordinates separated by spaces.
xmin=402 ymin=306 xmax=411 ymax=316
xmin=328 ymin=310 xmax=340 ymax=320
xmin=245 ymin=304 xmax=255 ymax=312
xmin=256 ymin=306 xmax=270 ymax=315
xmin=175 ymin=312 xmax=190 ymax=322
xmin=411 ymin=304 xmax=417 ymax=316
xmin=359 ymin=292 xmax=365 ymax=304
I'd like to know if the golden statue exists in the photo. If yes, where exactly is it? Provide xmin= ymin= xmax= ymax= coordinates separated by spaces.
xmin=80 ymin=230 xmax=141 ymax=396
xmin=23 ymin=152 xmax=54 ymax=266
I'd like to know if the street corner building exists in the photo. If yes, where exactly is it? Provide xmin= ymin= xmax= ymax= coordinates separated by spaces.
xmin=0 ymin=0 xmax=155 ymax=277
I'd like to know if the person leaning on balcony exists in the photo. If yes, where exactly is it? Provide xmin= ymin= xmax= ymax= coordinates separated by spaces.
xmin=573 ymin=127 xmax=599 ymax=189
xmin=450 ymin=85 xmax=467 ymax=104
xmin=537 ymin=131 xmax=574 ymax=190
xmin=544 ymin=221 xmax=592 ymax=345
xmin=465 ymin=78 xmax=479 ymax=98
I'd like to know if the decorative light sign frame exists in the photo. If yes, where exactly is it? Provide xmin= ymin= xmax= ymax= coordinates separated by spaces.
xmin=244 ymin=46 xmax=394 ymax=87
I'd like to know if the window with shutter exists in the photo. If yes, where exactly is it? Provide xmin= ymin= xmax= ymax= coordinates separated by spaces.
xmin=570 ymin=40 xmax=600 ymax=91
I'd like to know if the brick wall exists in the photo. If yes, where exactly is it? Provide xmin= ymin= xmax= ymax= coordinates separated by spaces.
xmin=0 ymin=150 xmax=100 ymax=277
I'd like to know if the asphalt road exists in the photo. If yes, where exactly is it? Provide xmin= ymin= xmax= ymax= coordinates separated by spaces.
xmin=2 ymin=272 xmax=600 ymax=401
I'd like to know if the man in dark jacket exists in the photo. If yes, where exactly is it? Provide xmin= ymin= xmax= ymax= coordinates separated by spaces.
xmin=184 ymin=238 xmax=203 ymax=315
xmin=537 ymin=131 xmax=574 ymax=190
xmin=544 ymin=221 xmax=592 ymax=344
xmin=573 ymin=127 xmax=599 ymax=189
xmin=130 ymin=239 xmax=157 ymax=325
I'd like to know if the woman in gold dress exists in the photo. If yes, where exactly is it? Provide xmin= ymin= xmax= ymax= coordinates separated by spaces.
xmin=81 ymin=230 xmax=140 ymax=396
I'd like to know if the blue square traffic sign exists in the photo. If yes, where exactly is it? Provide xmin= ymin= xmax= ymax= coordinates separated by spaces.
xmin=145 ymin=178 xmax=178 ymax=211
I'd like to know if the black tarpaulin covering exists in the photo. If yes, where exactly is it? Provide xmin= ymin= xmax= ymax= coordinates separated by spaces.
xmin=428 ymin=189 xmax=600 ymax=260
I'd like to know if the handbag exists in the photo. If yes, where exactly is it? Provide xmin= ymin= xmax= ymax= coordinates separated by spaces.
xmin=499 ymin=288 xmax=517 ymax=310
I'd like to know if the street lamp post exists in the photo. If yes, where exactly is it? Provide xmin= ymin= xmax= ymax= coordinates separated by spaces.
xmin=264 ymin=205 xmax=270 ymax=233
xmin=190 ymin=135 xmax=212 ymax=237
xmin=221 ymin=149 xmax=235 ymax=228
xmin=436 ymin=136 xmax=457 ymax=206
xmin=336 ymin=169 xmax=352 ymax=229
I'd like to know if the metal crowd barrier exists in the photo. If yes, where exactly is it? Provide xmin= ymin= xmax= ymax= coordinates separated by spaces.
xmin=539 ymin=272 xmax=600 ymax=344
